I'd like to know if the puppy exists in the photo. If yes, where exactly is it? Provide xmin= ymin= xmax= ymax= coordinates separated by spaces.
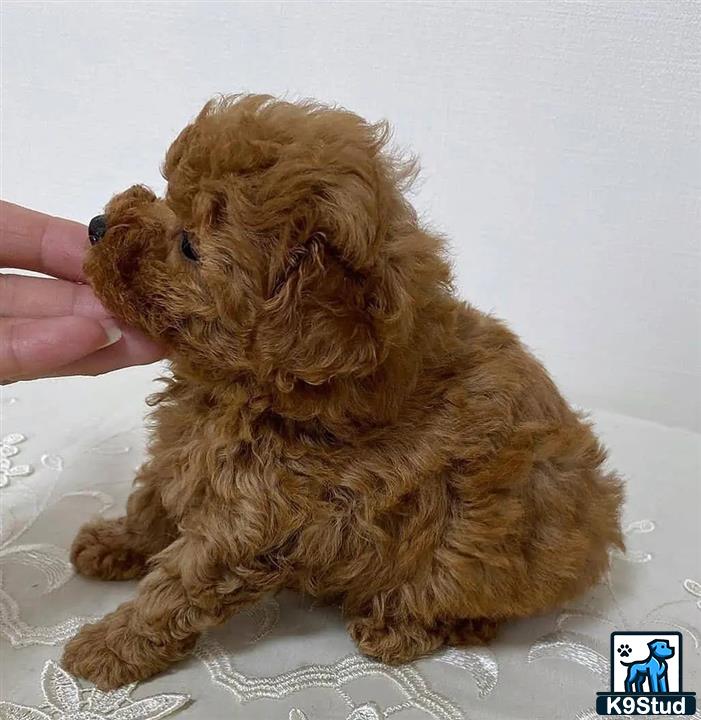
xmin=63 ymin=95 xmax=624 ymax=689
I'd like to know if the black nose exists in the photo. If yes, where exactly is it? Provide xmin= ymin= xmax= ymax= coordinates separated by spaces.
xmin=88 ymin=215 xmax=107 ymax=245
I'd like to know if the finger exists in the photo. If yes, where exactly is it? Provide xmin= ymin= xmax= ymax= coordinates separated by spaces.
xmin=0 ymin=200 xmax=89 ymax=281
xmin=45 ymin=327 xmax=166 ymax=378
xmin=0 ymin=316 xmax=122 ymax=383
xmin=0 ymin=273 xmax=109 ymax=318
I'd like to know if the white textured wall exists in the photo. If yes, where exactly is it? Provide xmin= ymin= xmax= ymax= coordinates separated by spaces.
xmin=2 ymin=1 xmax=699 ymax=431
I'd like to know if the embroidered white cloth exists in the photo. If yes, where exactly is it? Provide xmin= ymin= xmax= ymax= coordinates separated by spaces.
xmin=1 ymin=365 xmax=699 ymax=720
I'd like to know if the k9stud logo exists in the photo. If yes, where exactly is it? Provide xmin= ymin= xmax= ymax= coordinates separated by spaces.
xmin=596 ymin=631 xmax=696 ymax=715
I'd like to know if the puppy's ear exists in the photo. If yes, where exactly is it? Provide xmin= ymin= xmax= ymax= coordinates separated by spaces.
xmin=256 ymin=228 xmax=416 ymax=388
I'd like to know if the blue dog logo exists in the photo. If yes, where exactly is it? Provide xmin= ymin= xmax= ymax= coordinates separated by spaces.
xmin=596 ymin=631 xmax=697 ymax=715
xmin=620 ymin=639 xmax=675 ymax=693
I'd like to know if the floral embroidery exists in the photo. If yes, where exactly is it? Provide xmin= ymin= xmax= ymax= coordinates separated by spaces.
xmin=197 ymin=637 xmax=463 ymax=720
xmin=0 ymin=467 xmax=112 ymax=646
xmin=0 ymin=433 xmax=33 ymax=488
xmin=611 ymin=519 xmax=656 ymax=564
xmin=289 ymin=705 xmax=382 ymax=720
xmin=434 ymin=646 xmax=498 ymax=698
xmin=243 ymin=595 xmax=280 ymax=644
xmin=0 ymin=660 xmax=190 ymax=720
xmin=684 ymin=579 xmax=701 ymax=610
xmin=40 ymin=454 xmax=64 ymax=472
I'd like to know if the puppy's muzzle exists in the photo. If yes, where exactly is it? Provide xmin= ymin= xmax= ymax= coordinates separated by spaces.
xmin=88 ymin=215 xmax=107 ymax=245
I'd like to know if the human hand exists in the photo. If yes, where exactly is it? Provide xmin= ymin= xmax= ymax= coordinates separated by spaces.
xmin=1 ymin=200 xmax=164 ymax=383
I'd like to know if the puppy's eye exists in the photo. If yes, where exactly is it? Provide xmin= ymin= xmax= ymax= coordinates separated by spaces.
xmin=180 ymin=231 xmax=199 ymax=261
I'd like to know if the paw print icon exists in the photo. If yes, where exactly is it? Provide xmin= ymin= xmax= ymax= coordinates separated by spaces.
xmin=617 ymin=643 xmax=632 ymax=658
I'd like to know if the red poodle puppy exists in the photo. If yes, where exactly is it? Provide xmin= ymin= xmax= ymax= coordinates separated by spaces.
xmin=63 ymin=95 xmax=624 ymax=689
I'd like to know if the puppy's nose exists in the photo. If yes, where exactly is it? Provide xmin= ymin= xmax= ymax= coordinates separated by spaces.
xmin=88 ymin=215 xmax=107 ymax=245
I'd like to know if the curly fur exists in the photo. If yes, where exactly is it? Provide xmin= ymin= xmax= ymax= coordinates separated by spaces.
xmin=62 ymin=94 xmax=624 ymax=689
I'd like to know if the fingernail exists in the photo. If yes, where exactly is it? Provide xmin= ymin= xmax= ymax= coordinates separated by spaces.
xmin=98 ymin=319 xmax=123 ymax=348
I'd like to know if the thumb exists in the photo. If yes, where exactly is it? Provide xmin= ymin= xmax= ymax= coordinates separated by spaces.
xmin=0 ymin=316 xmax=122 ymax=383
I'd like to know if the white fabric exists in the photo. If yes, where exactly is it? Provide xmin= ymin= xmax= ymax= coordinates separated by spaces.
xmin=1 ymin=364 xmax=699 ymax=720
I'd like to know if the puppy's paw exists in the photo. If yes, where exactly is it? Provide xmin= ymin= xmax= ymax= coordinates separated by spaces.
xmin=62 ymin=611 xmax=152 ymax=690
xmin=62 ymin=604 xmax=195 ymax=690
xmin=347 ymin=616 xmax=443 ymax=664
xmin=70 ymin=518 xmax=147 ymax=580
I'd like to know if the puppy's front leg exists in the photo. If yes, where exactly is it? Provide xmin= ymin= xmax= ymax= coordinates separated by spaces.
xmin=62 ymin=532 xmax=282 ymax=690
xmin=71 ymin=466 xmax=177 ymax=580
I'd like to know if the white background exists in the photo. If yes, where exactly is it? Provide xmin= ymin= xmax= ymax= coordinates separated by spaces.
xmin=1 ymin=1 xmax=699 ymax=431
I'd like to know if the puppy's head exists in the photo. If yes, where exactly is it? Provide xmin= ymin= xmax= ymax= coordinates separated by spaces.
xmin=86 ymin=95 xmax=448 ymax=386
